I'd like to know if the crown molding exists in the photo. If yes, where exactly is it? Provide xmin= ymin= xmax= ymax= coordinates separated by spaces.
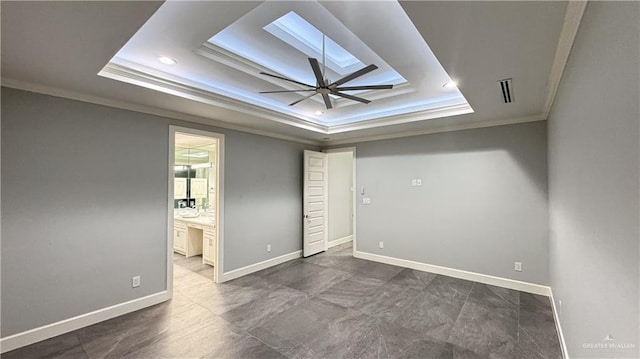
xmin=99 ymin=62 xmax=329 ymax=133
xmin=0 ymin=78 xmax=323 ymax=146
xmin=543 ymin=1 xmax=588 ymax=119
xmin=325 ymin=115 xmax=546 ymax=146
xmin=1 ymin=78 xmax=545 ymax=147
xmin=327 ymin=102 xmax=473 ymax=134
xmin=101 ymin=61 xmax=468 ymax=135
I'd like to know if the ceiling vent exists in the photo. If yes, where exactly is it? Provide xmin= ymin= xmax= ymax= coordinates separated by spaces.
xmin=498 ymin=78 xmax=514 ymax=103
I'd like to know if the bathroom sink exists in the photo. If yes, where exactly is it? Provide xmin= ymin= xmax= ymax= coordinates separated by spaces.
xmin=179 ymin=211 xmax=199 ymax=218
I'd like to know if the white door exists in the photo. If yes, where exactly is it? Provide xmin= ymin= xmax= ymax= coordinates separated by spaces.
xmin=303 ymin=150 xmax=328 ymax=257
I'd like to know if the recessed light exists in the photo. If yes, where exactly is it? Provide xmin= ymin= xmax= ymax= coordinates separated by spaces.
xmin=314 ymin=110 xmax=324 ymax=116
xmin=443 ymin=80 xmax=458 ymax=88
xmin=158 ymin=56 xmax=177 ymax=65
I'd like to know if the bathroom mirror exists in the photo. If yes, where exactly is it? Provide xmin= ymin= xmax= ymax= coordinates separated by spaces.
xmin=174 ymin=134 xmax=217 ymax=211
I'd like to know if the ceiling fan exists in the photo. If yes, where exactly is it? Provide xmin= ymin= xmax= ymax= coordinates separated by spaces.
xmin=259 ymin=59 xmax=392 ymax=110
xmin=259 ymin=34 xmax=394 ymax=111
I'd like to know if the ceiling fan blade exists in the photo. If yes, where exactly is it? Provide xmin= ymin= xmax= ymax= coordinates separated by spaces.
xmin=259 ymin=89 xmax=318 ymax=94
xmin=330 ymin=64 xmax=378 ymax=87
xmin=335 ymin=84 xmax=393 ymax=91
xmin=289 ymin=92 xmax=318 ymax=106
xmin=260 ymin=72 xmax=315 ymax=89
xmin=331 ymin=91 xmax=371 ymax=104
xmin=321 ymin=93 xmax=333 ymax=109
xmin=308 ymin=58 xmax=325 ymax=87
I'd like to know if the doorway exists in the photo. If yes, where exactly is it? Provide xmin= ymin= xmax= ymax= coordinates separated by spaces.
xmin=168 ymin=126 xmax=224 ymax=294
xmin=326 ymin=148 xmax=356 ymax=251
xmin=302 ymin=147 xmax=356 ymax=257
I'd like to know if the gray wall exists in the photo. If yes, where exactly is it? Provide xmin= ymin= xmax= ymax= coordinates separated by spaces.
xmin=328 ymin=151 xmax=353 ymax=243
xmin=355 ymin=121 xmax=549 ymax=284
xmin=1 ymin=88 xmax=312 ymax=337
xmin=548 ymin=2 xmax=639 ymax=358
xmin=223 ymin=130 xmax=310 ymax=271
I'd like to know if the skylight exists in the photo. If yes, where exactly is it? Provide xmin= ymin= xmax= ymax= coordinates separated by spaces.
xmin=264 ymin=12 xmax=364 ymax=76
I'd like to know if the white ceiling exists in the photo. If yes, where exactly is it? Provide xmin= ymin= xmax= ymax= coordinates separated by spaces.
xmin=103 ymin=1 xmax=471 ymax=132
xmin=1 ymin=1 xmax=574 ymax=145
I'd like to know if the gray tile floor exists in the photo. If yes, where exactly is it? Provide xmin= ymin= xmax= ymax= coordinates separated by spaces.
xmin=2 ymin=243 xmax=562 ymax=358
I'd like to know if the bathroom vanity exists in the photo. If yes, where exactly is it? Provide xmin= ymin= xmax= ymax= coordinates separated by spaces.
xmin=173 ymin=215 xmax=216 ymax=266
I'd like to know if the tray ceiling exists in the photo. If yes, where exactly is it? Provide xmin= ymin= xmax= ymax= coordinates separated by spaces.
xmin=99 ymin=0 xmax=472 ymax=134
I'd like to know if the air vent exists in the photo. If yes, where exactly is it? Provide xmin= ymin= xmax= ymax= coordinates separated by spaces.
xmin=498 ymin=78 xmax=514 ymax=103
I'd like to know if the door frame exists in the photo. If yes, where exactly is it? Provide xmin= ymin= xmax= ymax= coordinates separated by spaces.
xmin=323 ymin=147 xmax=357 ymax=254
xmin=168 ymin=125 xmax=225 ymax=295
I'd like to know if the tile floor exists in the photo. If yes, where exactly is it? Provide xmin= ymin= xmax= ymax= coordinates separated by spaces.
xmin=2 ymin=243 xmax=562 ymax=358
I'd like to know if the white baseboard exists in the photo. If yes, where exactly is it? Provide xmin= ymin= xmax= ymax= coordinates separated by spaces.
xmin=353 ymin=251 xmax=551 ymax=296
xmin=220 ymin=250 xmax=302 ymax=282
xmin=549 ymin=288 xmax=569 ymax=358
xmin=328 ymin=235 xmax=353 ymax=249
xmin=0 ymin=291 xmax=170 ymax=354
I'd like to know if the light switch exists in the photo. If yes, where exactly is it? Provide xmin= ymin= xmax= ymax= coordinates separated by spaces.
xmin=416 ymin=179 xmax=422 ymax=186
xmin=362 ymin=198 xmax=371 ymax=205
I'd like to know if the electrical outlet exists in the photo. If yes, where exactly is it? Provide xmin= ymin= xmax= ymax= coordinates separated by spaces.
xmin=416 ymin=179 xmax=422 ymax=186
xmin=362 ymin=198 xmax=371 ymax=205
xmin=132 ymin=276 xmax=141 ymax=288
xmin=379 ymin=241 xmax=384 ymax=249
xmin=267 ymin=244 xmax=272 ymax=253
xmin=514 ymin=262 xmax=522 ymax=272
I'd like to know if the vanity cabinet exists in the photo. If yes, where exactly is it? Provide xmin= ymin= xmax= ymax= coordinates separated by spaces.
xmin=174 ymin=220 xmax=203 ymax=257
xmin=173 ymin=220 xmax=187 ymax=255
xmin=174 ymin=217 xmax=216 ymax=266
xmin=202 ymin=225 xmax=216 ymax=266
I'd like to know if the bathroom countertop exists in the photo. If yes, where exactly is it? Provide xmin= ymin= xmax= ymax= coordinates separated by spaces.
xmin=174 ymin=214 xmax=215 ymax=226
